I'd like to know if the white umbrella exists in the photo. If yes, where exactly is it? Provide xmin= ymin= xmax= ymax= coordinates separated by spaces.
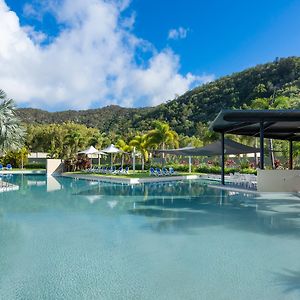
xmin=78 ymin=146 xmax=99 ymax=155
xmin=101 ymin=144 xmax=122 ymax=168
xmin=78 ymin=146 xmax=106 ymax=166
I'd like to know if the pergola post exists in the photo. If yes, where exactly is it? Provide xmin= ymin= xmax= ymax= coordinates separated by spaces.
xmin=221 ymin=132 xmax=225 ymax=185
xmin=289 ymin=140 xmax=293 ymax=170
xmin=260 ymin=121 xmax=264 ymax=169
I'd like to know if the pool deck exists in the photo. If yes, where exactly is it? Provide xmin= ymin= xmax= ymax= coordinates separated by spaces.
xmin=0 ymin=170 xmax=46 ymax=175
xmin=208 ymin=183 xmax=258 ymax=194
xmin=62 ymin=172 xmax=201 ymax=185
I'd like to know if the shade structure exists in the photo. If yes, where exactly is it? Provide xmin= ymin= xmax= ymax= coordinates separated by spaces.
xmin=155 ymin=146 xmax=195 ymax=173
xmin=101 ymin=144 xmax=122 ymax=153
xmin=156 ymin=140 xmax=259 ymax=156
xmin=101 ymin=144 xmax=122 ymax=168
xmin=210 ymin=109 xmax=300 ymax=170
xmin=210 ymin=109 xmax=300 ymax=140
xmin=78 ymin=146 xmax=99 ymax=155
xmin=78 ymin=146 xmax=106 ymax=166
xmin=155 ymin=146 xmax=195 ymax=155
xmin=156 ymin=139 xmax=260 ymax=177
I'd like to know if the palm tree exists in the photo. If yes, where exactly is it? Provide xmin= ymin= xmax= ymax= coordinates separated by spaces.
xmin=116 ymin=139 xmax=132 ymax=168
xmin=89 ymin=132 xmax=108 ymax=149
xmin=64 ymin=131 xmax=85 ymax=157
xmin=0 ymin=90 xmax=25 ymax=153
xmin=129 ymin=134 xmax=149 ymax=170
xmin=146 ymin=121 xmax=179 ymax=152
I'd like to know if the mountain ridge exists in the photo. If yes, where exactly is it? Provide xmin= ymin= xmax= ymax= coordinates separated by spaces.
xmin=16 ymin=56 xmax=300 ymax=135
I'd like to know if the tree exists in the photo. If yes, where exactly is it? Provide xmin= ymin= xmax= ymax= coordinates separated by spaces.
xmin=64 ymin=131 xmax=85 ymax=157
xmin=0 ymin=90 xmax=25 ymax=153
xmin=246 ymin=95 xmax=290 ymax=168
xmin=146 ymin=121 xmax=179 ymax=151
xmin=116 ymin=139 xmax=132 ymax=168
xmin=89 ymin=132 xmax=109 ymax=149
xmin=129 ymin=134 xmax=149 ymax=170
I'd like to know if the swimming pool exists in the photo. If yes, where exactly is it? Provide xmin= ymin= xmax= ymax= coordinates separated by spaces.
xmin=1 ymin=174 xmax=300 ymax=299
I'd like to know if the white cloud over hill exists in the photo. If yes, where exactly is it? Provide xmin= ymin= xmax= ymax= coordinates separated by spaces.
xmin=0 ymin=0 xmax=214 ymax=110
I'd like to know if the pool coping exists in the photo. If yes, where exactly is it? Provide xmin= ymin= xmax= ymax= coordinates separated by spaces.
xmin=208 ymin=184 xmax=259 ymax=194
xmin=0 ymin=170 xmax=46 ymax=175
xmin=61 ymin=172 xmax=201 ymax=185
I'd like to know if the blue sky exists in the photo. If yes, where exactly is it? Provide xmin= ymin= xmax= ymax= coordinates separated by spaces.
xmin=1 ymin=0 xmax=300 ymax=110
xmin=132 ymin=0 xmax=300 ymax=76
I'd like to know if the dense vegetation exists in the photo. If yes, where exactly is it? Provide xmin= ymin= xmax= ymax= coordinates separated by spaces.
xmin=0 ymin=90 xmax=25 ymax=153
xmin=2 ymin=56 xmax=300 ymax=169
xmin=17 ymin=57 xmax=300 ymax=136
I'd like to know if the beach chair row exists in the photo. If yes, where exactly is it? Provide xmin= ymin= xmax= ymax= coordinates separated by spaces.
xmin=0 ymin=164 xmax=12 ymax=171
xmin=149 ymin=167 xmax=176 ymax=176
xmin=85 ymin=166 xmax=129 ymax=175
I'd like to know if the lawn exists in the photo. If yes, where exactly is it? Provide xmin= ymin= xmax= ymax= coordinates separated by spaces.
xmin=69 ymin=170 xmax=200 ymax=179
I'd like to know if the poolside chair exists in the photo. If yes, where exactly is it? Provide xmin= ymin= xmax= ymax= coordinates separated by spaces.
xmin=162 ymin=167 xmax=170 ymax=176
xmin=6 ymin=164 xmax=12 ymax=171
xmin=0 ymin=164 xmax=3 ymax=171
xmin=115 ymin=167 xmax=123 ymax=175
xmin=92 ymin=167 xmax=99 ymax=173
xmin=107 ymin=166 xmax=116 ymax=174
xmin=149 ymin=167 xmax=156 ymax=176
xmin=124 ymin=166 xmax=129 ymax=174
xmin=155 ymin=168 xmax=163 ymax=176
xmin=111 ymin=166 xmax=119 ymax=175
xmin=169 ymin=167 xmax=176 ymax=176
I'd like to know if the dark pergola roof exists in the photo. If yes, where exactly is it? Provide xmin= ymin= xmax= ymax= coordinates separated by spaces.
xmin=155 ymin=139 xmax=259 ymax=156
xmin=210 ymin=110 xmax=300 ymax=141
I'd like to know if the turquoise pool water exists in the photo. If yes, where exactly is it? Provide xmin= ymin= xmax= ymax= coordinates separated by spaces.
xmin=1 ymin=175 xmax=300 ymax=299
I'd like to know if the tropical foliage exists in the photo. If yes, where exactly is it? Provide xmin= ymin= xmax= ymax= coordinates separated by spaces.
xmin=146 ymin=121 xmax=179 ymax=150
xmin=129 ymin=134 xmax=149 ymax=170
xmin=16 ymin=57 xmax=300 ymax=136
xmin=3 ymin=56 xmax=300 ymax=168
xmin=0 ymin=90 xmax=25 ymax=153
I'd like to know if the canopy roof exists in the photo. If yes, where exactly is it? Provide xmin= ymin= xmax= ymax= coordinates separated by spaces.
xmin=156 ymin=139 xmax=259 ymax=156
xmin=210 ymin=110 xmax=300 ymax=141
xmin=78 ymin=146 xmax=106 ymax=155
xmin=101 ymin=144 xmax=122 ymax=153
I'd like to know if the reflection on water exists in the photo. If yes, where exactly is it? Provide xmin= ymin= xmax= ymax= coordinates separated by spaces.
xmin=1 ymin=175 xmax=300 ymax=299
xmin=2 ymin=175 xmax=300 ymax=239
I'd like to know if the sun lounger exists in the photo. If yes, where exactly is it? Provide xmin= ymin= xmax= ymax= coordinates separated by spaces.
xmin=155 ymin=168 xmax=163 ymax=176
xmin=169 ymin=167 xmax=176 ymax=175
xmin=123 ymin=166 xmax=129 ymax=174
xmin=162 ymin=167 xmax=170 ymax=176
xmin=149 ymin=167 xmax=156 ymax=176
xmin=6 ymin=164 xmax=12 ymax=171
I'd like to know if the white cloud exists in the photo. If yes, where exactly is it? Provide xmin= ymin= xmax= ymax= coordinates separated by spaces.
xmin=0 ymin=0 xmax=212 ymax=110
xmin=168 ymin=27 xmax=189 ymax=40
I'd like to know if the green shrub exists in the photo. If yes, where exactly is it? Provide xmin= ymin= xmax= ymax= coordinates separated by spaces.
xmin=240 ymin=168 xmax=257 ymax=175
xmin=1 ymin=148 xmax=28 ymax=168
xmin=24 ymin=163 xmax=46 ymax=169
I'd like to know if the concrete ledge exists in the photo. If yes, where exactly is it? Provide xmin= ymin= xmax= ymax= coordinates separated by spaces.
xmin=208 ymin=184 xmax=258 ymax=194
xmin=0 ymin=170 xmax=46 ymax=175
xmin=46 ymin=159 xmax=63 ymax=175
xmin=62 ymin=173 xmax=201 ymax=185
xmin=257 ymin=170 xmax=300 ymax=192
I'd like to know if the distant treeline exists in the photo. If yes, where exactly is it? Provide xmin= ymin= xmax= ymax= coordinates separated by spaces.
xmin=17 ymin=56 xmax=300 ymax=137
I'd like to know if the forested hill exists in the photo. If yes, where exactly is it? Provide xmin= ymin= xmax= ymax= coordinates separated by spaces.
xmin=17 ymin=56 xmax=300 ymax=135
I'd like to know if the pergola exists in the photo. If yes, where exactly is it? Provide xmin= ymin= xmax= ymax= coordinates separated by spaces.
xmin=210 ymin=110 xmax=300 ymax=185
xmin=156 ymin=139 xmax=260 ymax=174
